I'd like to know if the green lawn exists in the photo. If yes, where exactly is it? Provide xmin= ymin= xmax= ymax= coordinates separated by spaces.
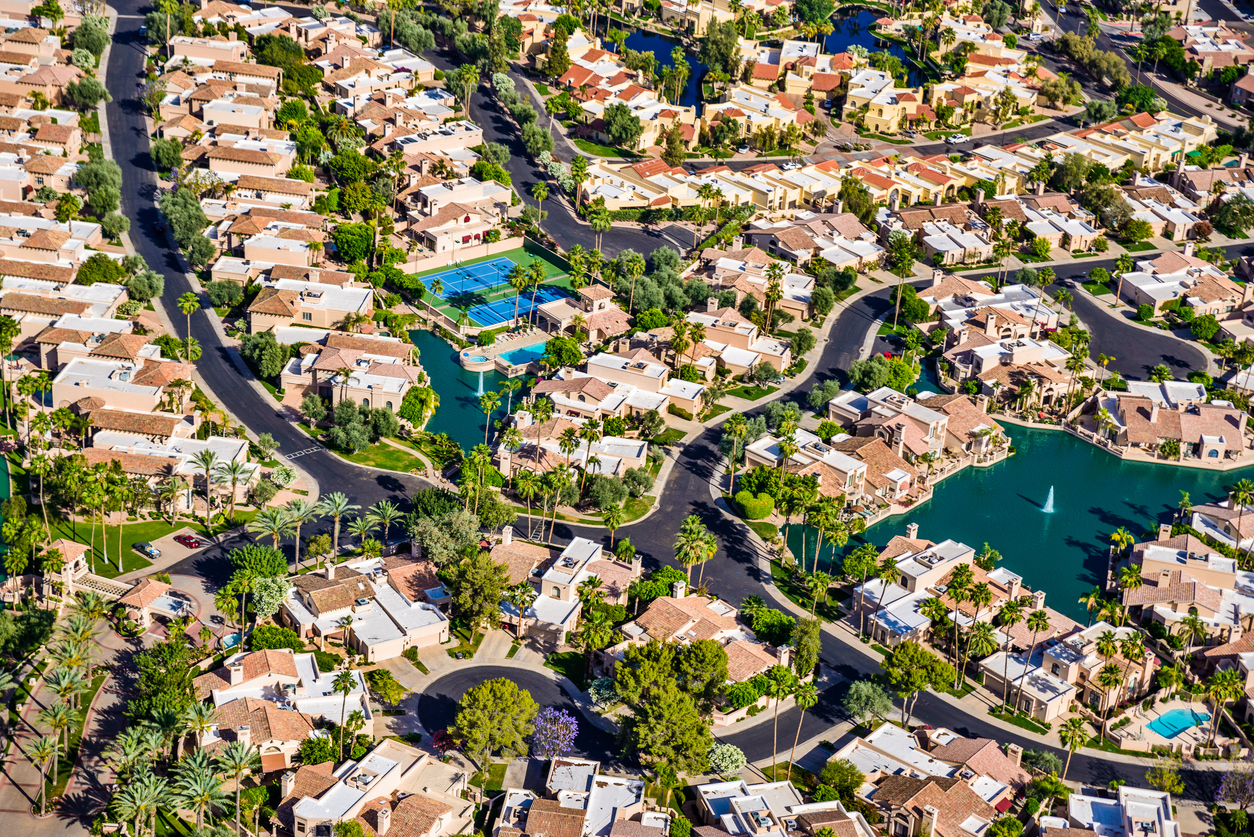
xmin=573 ymin=138 xmax=638 ymax=159
xmin=1121 ymin=241 xmax=1157 ymax=252
xmin=701 ymin=404 xmax=733 ymax=421
xmin=337 ymin=443 xmax=427 ymax=473
xmin=545 ymin=650 xmax=588 ymax=689
xmin=470 ymin=762 xmax=507 ymax=792
xmin=859 ymin=132 xmax=913 ymax=145
xmin=1083 ymin=282 xmax=1112 ymax=296
xmin=989 ymin=709 xmax=1051 ymax=735
xmin=534 ymin=83 xmax=551 ymax=96
xmin=446 ymin=627 xmax=484 ymax=660
xmin=769 ymin=557 xmax=843 ymax=623
xmin=1084 ymin=735 xmax=1146 ymax=756
xmin=623 ymin=494 xmax=655 ymax=523
xmin=727 ymin=384 xmax=779 ymax=401
xmin=652 ymin=428 xmax=686 ymax=446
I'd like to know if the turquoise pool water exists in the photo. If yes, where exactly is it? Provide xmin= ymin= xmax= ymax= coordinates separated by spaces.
xmin=787 ymin=425 xmax=1254 ymax=621
xmin=1147 ymin=708 xmax=1209 ymax=739
xmin=499 ymin=343 xmax=547 ymax=366
xmin=410 ymin=330 xmax=530 ymax=452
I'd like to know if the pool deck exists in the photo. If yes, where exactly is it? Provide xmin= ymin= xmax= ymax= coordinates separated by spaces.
xmin=1112 ymin=698 xmax=1227 ymax=752
xmin=457 ymin=328 xmax=550 ymax=376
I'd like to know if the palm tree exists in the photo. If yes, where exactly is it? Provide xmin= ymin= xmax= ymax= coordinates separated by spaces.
xmin=1058 ymin=716 xmax=1089 ymax=780
xmin=191 ymin=450 xmax=219 ymax=523
xmin=316 ymin=492 xmax=359 ymax=567
xmin=1206 ymin=668 xmax=1244 ymax=746
xmin=1013 ymin=609 xmax=1051 ymax=713
xmin=957 ymin=582 xmax=993 ymax=687
xmin=284 ymin=499 xmax=320 ymax=570
xmin=507 ymin=582 xmax=537 ymax=640
xmin=333 ymin=670 xmax=358 ymax=757
xmin=870 ymin=557 xmax=901 ymax=642
xmin=213 ymin=460 xmax=250 ymax=524
xmin=177 ymin=761 xmax=228 ymax=831
xmin=215 ymin=740 xmax=261 ymax=837
xmin=39 ymin=701 xmax=72 ymax=785
xmin=787 ymin=680 xmax=818 ymax=782
xmin=996 ymin=597 xmax=1024 ymax=711
xmin=182 ymin=702 xmax=218 ymax=752
xmin=247 ymin=506 xmax=295 ymax=552
xmin=1078 ymin=586 xmax=1103 ymax=627
xmin=1176 ymin=612 xmax=1208 ymax=650
xmin=603 ymin=503 xmax=625 ymax=547
xmin=674 ymin=514 xmax=715 ymax=585
xmin=479 ymin=390 xmax=502 ymax=445
xmin=1096 ymin=662 xmax=1125 ymax=738
xmin=368 ymin=500 xmax=403 ymax=544
xmin=346 ymin=516 xmax=375 ymax=552
xmin=516 ymin=470 xmax=541 ymax=538
xmin=29 ymin=735 xmax=57 ymax=816
xmin=177 ymin=292 xmax=199 ymax=362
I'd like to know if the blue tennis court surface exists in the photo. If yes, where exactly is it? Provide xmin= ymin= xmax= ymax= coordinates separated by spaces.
xmin=424 ymin=257 xmax=517 ymax=299
xmin=470 ymin=285 xmax=571 ymax=327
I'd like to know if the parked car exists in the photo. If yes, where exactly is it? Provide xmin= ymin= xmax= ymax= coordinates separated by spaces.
xmin=737 ymin=144 xmax=751 ymax=154
xmin=945 ymin=134 xmax=964 ymax=144
xmin=133 ymin=542 xmax=161 ymax=559
xmin=783 ymin=162 xmax=800 ymax=170
xmin=174 ymin=534 xmax=205 ymax=549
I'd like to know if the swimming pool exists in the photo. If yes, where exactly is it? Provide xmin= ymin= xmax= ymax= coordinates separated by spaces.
xmin=499 ymin=343 xmax=547 ymax=366
xmin=1147 ymin=708 xmax=1209 ymax=739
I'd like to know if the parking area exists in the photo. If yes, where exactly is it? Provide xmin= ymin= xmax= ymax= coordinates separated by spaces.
xmin=119 ymin=527 xmax=213 ymax=582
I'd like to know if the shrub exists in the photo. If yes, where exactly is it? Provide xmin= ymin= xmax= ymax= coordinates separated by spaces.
xmin=313 ymin=649 xmax=338 ymax=672
xmin=206 ymin=280 xmax=244 ymax=308
xmin=667 ymin=403 xmax=693 ymax=420
xmin=726 ymin=681 xmax=762 ymax=708
xmin=735 ymin=490 xmax=775 ymax=520
xmin=250 ymin=624 xmax=305 ymax=652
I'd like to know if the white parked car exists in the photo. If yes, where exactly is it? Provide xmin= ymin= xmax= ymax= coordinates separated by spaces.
xmin=782 ymin=162 xmax=800 ymax=170
xmin=737 ymin=145 xmax=751 ymax=154
xmin=945 ymin=134 xmax=964 ymax=144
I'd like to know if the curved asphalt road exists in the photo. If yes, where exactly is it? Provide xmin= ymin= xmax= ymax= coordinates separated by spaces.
xmin=105 ymin=3 xmax=1242 ymax=796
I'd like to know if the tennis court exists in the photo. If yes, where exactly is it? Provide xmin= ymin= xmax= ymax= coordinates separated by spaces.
xmin=425 ymin=257 xmax=518 ymax=299
xmin=470 ymin=285 xmax=572 ymax=327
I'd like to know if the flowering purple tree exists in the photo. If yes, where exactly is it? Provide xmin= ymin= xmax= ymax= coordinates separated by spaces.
xmin=531 ymin=707 xmax=579 ymax=759
xmin=432 ymin=729 xmax=460 ymax=756
xmin=1219 ymin=761 xmax=1254 ymax=810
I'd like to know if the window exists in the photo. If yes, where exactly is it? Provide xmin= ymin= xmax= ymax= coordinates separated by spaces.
xmin=35 ymin=176 xmax=43 ymax=185
xmin=552 ymin=586 xmax=560 ymax=597
xmin=1050 ymin=663 xmax=1060 ymax=675
xmin=1209 ymin=449 xmax=1219 ymax=458
xmin=302 ymin=312 xmax=312 ymax=321
xmin=362 ymin=399 xmax=369 ymax=407
xmin=385 ymin=401 xmax=393 ymax=410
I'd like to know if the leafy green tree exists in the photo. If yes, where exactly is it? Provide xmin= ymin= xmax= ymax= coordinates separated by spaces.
xmin=150 ymin=138 xmax=184 ymax=171
xmin=603 ymin=102 xmax=644 ymax=149
xmin=451 ymin=678 xmax=539 ymax=789
xmin=298 ymin=735 xmax=336 ymax=765
xmin=623 ymin=684 xmax=712 ymax=774
xmin=447 ymin=551 xmax=510 ymax=631
xmin=882 ymin=641 xmax=954 ymax=725
xmin=843 ymin=679 xmax=893 ymax=724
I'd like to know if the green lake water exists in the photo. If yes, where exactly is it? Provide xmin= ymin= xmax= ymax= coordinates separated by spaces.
xmin=409 ymin=330 xmax=529 ymax=452
xmin=788 ymin=425 xmax=1254 ymax=622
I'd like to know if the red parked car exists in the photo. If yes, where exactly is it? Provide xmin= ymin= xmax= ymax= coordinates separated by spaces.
xmin=174 ymin=534 xmax=205 ymax=549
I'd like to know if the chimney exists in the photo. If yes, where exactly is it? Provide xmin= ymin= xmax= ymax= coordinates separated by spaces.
xmin=1241 ymin=152 xmax=1250 ymax=170
xmin=420 ymin=158 xmax=430 ymax=177
xmin=1035 ymin=179 xmax=1045 ymax=196
xmin=281 ymin=771 xmax=296 ymax=797
xmin=200 ymin=724 xmax=217 ymax=746
xmin=1158 ymin=523 xmax=1173 ymax=541
xmin=377 ymin=805 xmax=392 ymax=836
xmin=923 ymin=805 xmax=940 ymax=837
xmin=890 ymin=191 xmax=900 ymax=210
xmin=672 ymin=580 xmax=687 ymax=598
xmin=1151 ymin=401 xmax=1160 ymax=424
xmin=632 ymin=552 xmax=642 ymax=576
xmin=228 ymin=30 xmax=237 ymax=40
xmin=1031 ymin=589 xmax=1046 ymax=610
xmin=502 ymin=524 xmax=513 ymax=546
xmin=834 ymin=199 xmax=844 ymax=215
xmin=976 ymin=394 xmax=989 ymax=414
xmin=383 ymin=123 xmax=392 ymax=138
xmin=707 ymin=296 xmax=718 ymax=312
xmin=776 ymin=645 xmax=792 ymax=669
xmin=906 ymin=522 xmax=919 ymax=540
xmin=932 ymin=268 xmax=944 ymax=285
xmin=1005 ymin=743 xmax=1023 ymax=767
xmin=1184 ymin=241 xmax=1195 ymax=258
xmin=228 ymin=659 xmax=244 ymax=685
xmin=326 ymin=562 xmax=336 ymax=580
xmin=974 ymin=187 xmax=984 ymax=206
xmin=235 ymin=725 xmax=251 ymax=749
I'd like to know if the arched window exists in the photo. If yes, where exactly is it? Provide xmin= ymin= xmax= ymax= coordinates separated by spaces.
xmin=362 ymin=398 xmax=369 ymax=407
xmin=1209 ymin=449 xmax=1220 ymax=458
xmin=385 ymin=401 xmax=393 ymax=410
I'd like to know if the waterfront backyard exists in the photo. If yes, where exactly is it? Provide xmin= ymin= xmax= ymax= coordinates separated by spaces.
xmin=790 ymin=425 xmax=1254 ymax=622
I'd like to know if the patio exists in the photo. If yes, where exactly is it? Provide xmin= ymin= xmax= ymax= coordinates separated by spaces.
xmin=1110 ymin=697 xmax=1225 ymax=753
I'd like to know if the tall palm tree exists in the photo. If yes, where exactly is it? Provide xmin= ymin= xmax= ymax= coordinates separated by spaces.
xmin=29 ymin=735 xmax=57 ymax=816
xmin=177 ymin=292 xmax=199 ymax=363
xmin=333 ymin=670 xmax=358 ymax=758
xmin=1013 ymin=609 xmax=1051 ymax=712
xmin=787 ymin=681 xmax=818 ymax=781
xmin=215 ymin=741 xmax=261 ymax=837
xmin=247 ymin=506 xmax=295 ymax=552
xmin=1057 ymin=716 xmax=1088 ymax=780
xmin=284 ymin=499 xmax=320 ymax=570
xmin=316 ymin=492 xmax=359 ymax=566
xmin=1078 ymin=586 xmax=1103 ymax=627
xmin=177 ymin=760 xmax=228 ymax=831
xmin=191 ymin=450 xmax=219 ymax=524
xmin=213 ymin=460 xmax=250 ymax=524
xmin=870 ymin=557 xmax=901 ymax=642
xmin=346 ymin=516 xmax=375 ymax=552
xmin=957 ymin=582 xmax=993 ymax=687
xmin=368 ymin=500 xmax=403 ymax=544
xmin=996 ymin=598 xmax=1024 ymax=711
xmin=38 ymin=701 xmax=72 ymax=785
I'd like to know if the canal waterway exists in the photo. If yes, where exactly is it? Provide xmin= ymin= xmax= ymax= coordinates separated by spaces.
xmin=823 ymin=8 xmax=925 ymax=87
xmin=623 ymin=29 xmax=708 ymax=111
xmin=788 ymin=424 xmax=1254 ymax=621
xmin=409 ymin=330 xmax=530 ymax=452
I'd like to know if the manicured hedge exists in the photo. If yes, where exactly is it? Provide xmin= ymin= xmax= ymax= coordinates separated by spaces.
xmin=735 ymin=490 xmax=775 ymax=520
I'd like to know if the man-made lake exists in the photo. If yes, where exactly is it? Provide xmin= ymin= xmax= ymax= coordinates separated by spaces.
xmin=409 ymin=330 xmax=528 ymax=452
xmin=788 ymin=424 xmax=1254 ymax=621
xmin=824 ymin=8 xmax=924 ymax=87
xmin=623 ymin=30 xmax=707 ymax=111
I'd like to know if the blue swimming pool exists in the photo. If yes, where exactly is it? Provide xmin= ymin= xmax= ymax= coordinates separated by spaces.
xmin=1147 ymin=708 xmax=1209 ymax=739
xmin=499 ymin=343 xmax=547 ymax=366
